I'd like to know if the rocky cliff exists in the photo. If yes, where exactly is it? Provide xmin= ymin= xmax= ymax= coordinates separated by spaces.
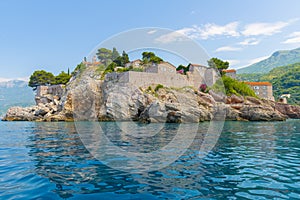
xmin=3 ymin=66 xmax=300 ymax=122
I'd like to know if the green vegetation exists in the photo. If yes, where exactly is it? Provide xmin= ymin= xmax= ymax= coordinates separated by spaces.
xmin=236 ymin=73 xmax=264 ymax=82
xmin=28 ymin=70 xmax=55 ymax=90
xmin=176 ymin=64 xmax=189 ymax=74
xmin=96 ymin=48 xmax=114 ymax=66
xmin=208 ymin=57 xmax=229 ymax=75
xmin=104 ymin=62 xmax=117 ymax=73
xmin=142 ymin=52 xmax=163 ymax=64
xmin=146 ymin=86 xmax=155 ymax=94
xmin=28 ymin=70 xmax=71 ymax=90
xmin=130 ymin=67 xmax=144 ymax=72
xmin=72 ymin=63 xmax=86 ymax=75
xmin=206 ymin=57 xmax=256 ymax=97
xmin=113 ymin=51 xmax=129 ymax=67
xmin=237 ymin=47 xmax=300 ymax=74
xmin=54 ymin=71 xmax=71 ymax=85
xmin=116 ymin=67 xmax=129 ymax=73
xmin=111 ymin=47 xmax=120 ymax=61
xmin=154 ymin=84 xmax=164 ymax=92
xmin=100 ymin=62 xmax=117 ymax=79
xmin=212 ymin=76 xmax=257 ymax=97
xmin=96 ymin=47 xmax=129 ymax=67
xmin=237 ymin=62 xmax=300 ymax=104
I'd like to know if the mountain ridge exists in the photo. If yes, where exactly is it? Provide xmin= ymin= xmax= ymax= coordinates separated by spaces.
xmin=237 ymin=47 xmax=300 ymax=74
xmin=0 ymin=80 xmax=34 ymax=118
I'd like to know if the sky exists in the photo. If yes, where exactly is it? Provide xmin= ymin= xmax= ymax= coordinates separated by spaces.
xmin=0 ymin=0 xmax=300 ymax=80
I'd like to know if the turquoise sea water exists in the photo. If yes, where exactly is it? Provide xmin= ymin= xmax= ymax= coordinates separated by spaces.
xmin=0 ymin=120 xmax=300 ymax=199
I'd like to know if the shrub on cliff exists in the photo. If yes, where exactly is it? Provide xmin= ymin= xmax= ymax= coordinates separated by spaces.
xmin=72 ymin=63 xmax=86 ymax=75
xmin=155 ymin=84 xmax=164 ymax=92
xmin=212 ymin=76 xmax=257 ymax=97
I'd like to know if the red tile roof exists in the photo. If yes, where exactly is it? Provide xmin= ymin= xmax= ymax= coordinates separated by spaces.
xmin=245 ymin=82 xmax=272 ymax=86
xmin=223 ymin=69 xmax=236 ymax=73
xmin=189 ymin=63 xmax=203 ymax=67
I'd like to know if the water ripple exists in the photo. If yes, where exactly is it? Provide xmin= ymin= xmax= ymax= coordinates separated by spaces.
xmin=0 ymin=120 xmax=300 ymax=199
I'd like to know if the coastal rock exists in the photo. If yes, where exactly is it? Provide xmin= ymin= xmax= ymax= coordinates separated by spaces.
xmin=240 ymin=105 xmax=286 ymax=121
xmin=4 ymin=106 xmax=36 ymax=121
xmin=274 ymin=102 xmax=300 ymax=118
xmin=226 ymin=95 xmax=244 ymax=104
xmin=2 ymin=66 xmax=300 ymax=122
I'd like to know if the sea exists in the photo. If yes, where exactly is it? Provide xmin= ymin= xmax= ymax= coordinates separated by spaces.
xmin=0 ymin=120 xmax=300 ymax=199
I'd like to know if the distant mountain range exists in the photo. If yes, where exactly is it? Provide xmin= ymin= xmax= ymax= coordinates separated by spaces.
xmin=237 ymin=47 xmax=300 ymax=74
xmin=0 ymin=80 xmax=35 ymax=118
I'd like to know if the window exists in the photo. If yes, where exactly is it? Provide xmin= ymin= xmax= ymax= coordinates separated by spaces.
xmin=256 ymin=91 xmax=260 ymax=95
xmin=254 ymin=86 xmax=260 ymax=89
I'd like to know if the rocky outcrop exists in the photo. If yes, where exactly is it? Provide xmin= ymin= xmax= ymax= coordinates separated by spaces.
xmin=2 ymin=66 xmax=300 ymax=122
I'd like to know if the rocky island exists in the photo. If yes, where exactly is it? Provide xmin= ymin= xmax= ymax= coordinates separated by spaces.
xmin=3 ymin=57 xmax=300 ymax=123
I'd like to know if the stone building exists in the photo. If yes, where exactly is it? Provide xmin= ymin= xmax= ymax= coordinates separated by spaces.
xmin=105 ymin=62 xmax=219 ymax=89
xmin=83 ymin=55 xmax=102 ymax=67
xmin=245 ymin=82 xmax=274 ymax=101
xmin=125 ymin=59 xmax=142 ymax=68
xmin=187 ymin=64 xmax=218 ymax=87
xmin=222 ymin=69 xmax=237 ymax=79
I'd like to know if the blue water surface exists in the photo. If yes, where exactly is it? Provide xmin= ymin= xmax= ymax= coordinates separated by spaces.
xmin=0 ymin=120 xmax=300 ymax=199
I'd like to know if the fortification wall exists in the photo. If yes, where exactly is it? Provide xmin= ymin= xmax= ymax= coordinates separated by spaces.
xmin=104 ymin=67 xmax=219 ymax=89
xmin=125 ymin=71 xmax=191 ymax=88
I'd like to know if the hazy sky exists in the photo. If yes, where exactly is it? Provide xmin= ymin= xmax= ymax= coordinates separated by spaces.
xmin=0 ymin=0 xmax=300 ymax=79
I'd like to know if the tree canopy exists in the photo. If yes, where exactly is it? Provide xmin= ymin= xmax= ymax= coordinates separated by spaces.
xmin=111 ymin=47 xmax=120 ymax=61
xmin=208 ymin=57 xmax=229 ymax=75
xmin=142 ymin=52 xmax=163 ymax=64
xmin=54 ymin=71 xmax=71 ymax=85
xmin=29 ymin=70 xmax=71 ymax=90
xmin=113 ymin=51 xmax=129 ymax=67
xmin=96 ymin=48 xmax=113 ymax=65
xmin=28 ymin=70 xmax=55 ymax=90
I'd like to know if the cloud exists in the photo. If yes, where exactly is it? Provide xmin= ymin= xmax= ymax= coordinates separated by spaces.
xmin=190 ymin=10 xmax=196 ymax=15
xmin=282 ymin=31 xmax=300 ymax=44
xmin=242 ymin=19 xmax=297 ymax=36
xmin=155 ymin=19 xmax=297 ymax=44
xmin=225 ymin=60 xmax=241 ymax=66
xmin=155 ymin=22 xmax=240 ymax=43
xmin=147 ymin=30 xmax=157 ymax=35
xmin=239 ymin=38 xmax=260 ymax=46
xmin=199 ymin=22 xmax=240 ymax=39
xmin=154 ymin=28 xmax=192 ymax=43
xmin=215 ymin=46 xmax=242 ymax=52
